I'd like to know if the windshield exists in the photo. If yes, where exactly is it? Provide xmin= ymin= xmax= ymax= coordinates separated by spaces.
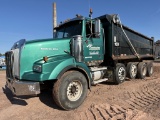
xmin=54 ymin=20 xmax=82 ymax=39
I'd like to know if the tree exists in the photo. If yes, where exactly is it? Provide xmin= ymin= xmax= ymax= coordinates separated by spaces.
xmin=0 ymin=53 xmax=4 ymax=57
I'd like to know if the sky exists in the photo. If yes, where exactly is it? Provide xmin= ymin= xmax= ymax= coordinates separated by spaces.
xmin=0 ymin=0 xmax=160 ymax=54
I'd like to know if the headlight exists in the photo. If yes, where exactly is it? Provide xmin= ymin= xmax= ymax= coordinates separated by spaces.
xmin=33 ymin=65 xmax=42 ymax=72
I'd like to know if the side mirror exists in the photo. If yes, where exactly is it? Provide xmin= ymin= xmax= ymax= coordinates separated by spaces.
xmin=94 ymin=19 xmax=101 ymax=37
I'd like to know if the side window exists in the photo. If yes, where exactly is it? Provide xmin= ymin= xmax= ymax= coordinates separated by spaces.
xmin=86 ymin=22 xmax=95 ymax=38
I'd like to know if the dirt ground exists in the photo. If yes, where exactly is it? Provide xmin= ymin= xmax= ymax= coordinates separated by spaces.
xmin=0 ymin=63 xmax=160 ymax=120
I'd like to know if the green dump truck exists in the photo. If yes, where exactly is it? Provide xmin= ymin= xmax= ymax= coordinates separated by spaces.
xmin=5 ymin=14 xmax=154 ymax=110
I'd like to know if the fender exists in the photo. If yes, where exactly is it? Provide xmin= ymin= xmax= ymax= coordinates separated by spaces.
xmin=56 ymin=62 xmax=92 ymax=88
xmin=76 ymin=63 xmax=92 ymax=88
xmin=48 ymin=57 xmax=76 ymax=80
xmin=56 ymin=65 xmax=76 ymax=79
xmin=22 ymin=56 xmax=76 ymax=81
xmin=22 ymin=56 xmax=92 ymax=88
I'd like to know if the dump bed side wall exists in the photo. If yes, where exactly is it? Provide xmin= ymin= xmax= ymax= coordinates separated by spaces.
xmin=112 ymin=24 xmax=154 ymax=60
xmin=100 ymin=17 xmax=154 ymax=62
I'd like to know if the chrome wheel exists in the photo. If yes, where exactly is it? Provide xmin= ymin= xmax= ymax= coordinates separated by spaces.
xmin=118 ymin=67 xmax=126 ymax=81
xmin=142 ymin=66 xmax=147 ymax=76
xmin=115 ymin=63 xmax=126 ymax=84
xmin=137 ymin=62 xmax=147 ymax=79
xmin=150 ymin=66 xmax=153 ymax=75
xmin=146 ymin=62 xmax=153 ymax=77
xmin=131 ymin=64 xmax=137 ymax=77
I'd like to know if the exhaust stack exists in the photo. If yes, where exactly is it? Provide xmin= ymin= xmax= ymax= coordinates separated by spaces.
xmin=53 ymin=2 xmax=57 ymax=36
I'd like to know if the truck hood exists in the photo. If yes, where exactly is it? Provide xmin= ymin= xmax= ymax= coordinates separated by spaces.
xmin=24 ymin=38 xmax=70 ymax=57
xmin=20 ymin=38 xmax=71 ymax=77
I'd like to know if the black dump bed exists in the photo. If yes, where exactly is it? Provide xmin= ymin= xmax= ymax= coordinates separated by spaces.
xmin=97 ymin=14 xmax=154 ymax=61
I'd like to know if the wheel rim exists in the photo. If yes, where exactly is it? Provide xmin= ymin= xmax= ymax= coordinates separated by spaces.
xmin=118 ymin=67 xmax=125 ymax=81
xmin=150 ymin=66 xmax=153 ymax=75
xmin=142 ymin=66 xmax=147 ymax=76
xmin=67 ymin=80 xmax=83 ymax=101
xmin=131 ymin=65 xmax=137 ymax=77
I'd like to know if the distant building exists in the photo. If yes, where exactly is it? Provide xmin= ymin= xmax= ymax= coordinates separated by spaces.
xmin=0 ymin=56 xmax=6 ymax=68
xmin=154 ymin=40 xmax=160 ymax=59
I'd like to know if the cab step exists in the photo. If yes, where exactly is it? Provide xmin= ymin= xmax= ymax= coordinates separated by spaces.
xmin=92 ymin=78 xmax=108 ymax=85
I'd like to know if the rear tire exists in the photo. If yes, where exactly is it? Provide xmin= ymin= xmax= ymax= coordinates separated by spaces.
xmin=53 ymin=71 xmax=88 ymax=110
xmin=115 ymin=63 xmax=126 ymax=84
xmin=137 ymin=62 xmax=147 ymax=79
xmin=146 ymin=62 xmax=153 ymax=77
xmin=127 ymin=62 xmax=137 ymax=79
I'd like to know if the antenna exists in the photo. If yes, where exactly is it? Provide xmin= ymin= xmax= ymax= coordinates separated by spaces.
xmin=89 ymin=8 xmax=93 ymax=18
xmin=87 ymin=0 xmax=93 ymax=35
xmin=88 ymin=0 xmax=92 ymax=18
xmin=88 ymin=0 xmax=91 ymax=12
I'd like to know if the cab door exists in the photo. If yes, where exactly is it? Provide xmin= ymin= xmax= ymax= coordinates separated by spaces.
xmin=83 ymin=20 xmax=104 ymax=66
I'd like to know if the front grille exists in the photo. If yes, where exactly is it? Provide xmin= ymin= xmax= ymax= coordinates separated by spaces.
xmin=5 ymin=51 xmax=14 ymax=79
xmin=5 ymin=39 xmax=25 ymax=80
xmin=5 ymin=49 xmax=20 ymax=80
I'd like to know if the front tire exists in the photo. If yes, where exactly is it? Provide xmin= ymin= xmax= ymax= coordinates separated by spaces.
xmin=53 ymin=71 xmax=88 ymax=110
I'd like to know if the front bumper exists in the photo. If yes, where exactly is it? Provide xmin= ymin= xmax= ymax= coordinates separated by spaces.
xmin=6 ymin=78 xmax=40 ymax=96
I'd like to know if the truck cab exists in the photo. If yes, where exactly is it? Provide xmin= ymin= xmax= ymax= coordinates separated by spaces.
xmin=5 ymin=15 xmax=107 ymax=110
xmin=54 ymin=16 xmax=104 ymax=65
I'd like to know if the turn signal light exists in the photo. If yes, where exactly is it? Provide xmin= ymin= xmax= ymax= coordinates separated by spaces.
xmin=43 ymin=56 xmax=48 ymax=62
